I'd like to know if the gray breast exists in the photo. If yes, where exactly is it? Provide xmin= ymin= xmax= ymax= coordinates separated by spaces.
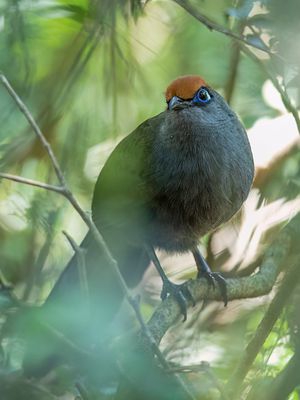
xmin=146 ymin=106 xmax=254 ymax=252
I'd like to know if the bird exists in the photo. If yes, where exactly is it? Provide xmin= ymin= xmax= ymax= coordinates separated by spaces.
xmin=23 ymin=75 xmax=254 ymax=383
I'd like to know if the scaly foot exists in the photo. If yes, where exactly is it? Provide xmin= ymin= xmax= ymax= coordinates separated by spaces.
xmin=193 ymin=248 xmax=228 ymax=306
xmin=161 ymin=279 xmax=195 ymax=322
xmin=197 ymin=270 xmax=228 ymax=306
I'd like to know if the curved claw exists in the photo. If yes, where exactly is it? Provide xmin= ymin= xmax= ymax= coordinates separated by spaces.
xmin=198 ymin=271 xmax=228 ymax=306
xmin=161 ymin=280 xmax=195 ymax=322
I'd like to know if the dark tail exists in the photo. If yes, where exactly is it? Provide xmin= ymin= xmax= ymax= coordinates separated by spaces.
xmin=23 ymin=231 xmax=150 ymax=377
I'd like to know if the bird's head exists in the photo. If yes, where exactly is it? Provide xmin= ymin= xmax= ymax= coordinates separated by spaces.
xmin=165 ymin=75 xmax=212 ymax=111
xmin=161 ymin=74 xmax=240 ymax=146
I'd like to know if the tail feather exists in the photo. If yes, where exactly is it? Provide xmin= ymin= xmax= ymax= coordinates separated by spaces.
xmin=23 ymin=231 xmax=150 ymax=377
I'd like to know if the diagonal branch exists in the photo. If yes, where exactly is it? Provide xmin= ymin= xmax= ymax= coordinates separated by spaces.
xmin=0 ymin=172 xmax=65 ymax=195
xmin=172 ymin=0 xmax=300 ymax=133
xmin=0 ymin=75 xmax=67 ymax=188
xmin=172 ymin=0 xmax=275 ymax=56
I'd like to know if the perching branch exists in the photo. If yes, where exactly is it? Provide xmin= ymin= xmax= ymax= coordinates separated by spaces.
xmin=146 ymin=215 xmax=297 ymax=345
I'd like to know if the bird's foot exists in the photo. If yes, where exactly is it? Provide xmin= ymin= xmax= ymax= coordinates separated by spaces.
xmin=197 ymin=270 xmax=228 ymax=306
xmin=161 ymin=280 xmax=195 ymax=322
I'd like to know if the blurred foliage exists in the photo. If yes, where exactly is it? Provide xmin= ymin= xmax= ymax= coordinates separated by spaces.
xmin=0 ymin=0 xmax=300 ymax=399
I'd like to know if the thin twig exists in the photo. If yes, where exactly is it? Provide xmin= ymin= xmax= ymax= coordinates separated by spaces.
xmin=268 ymin=76 xmax=300 ymax=134
xmin=0 ymin=172 xmax=65 ymax=195
xmin=224 ymin=17 xmax=246 ymax=104
xmin=172 ymin=0 xmax=300 ymax=133
xmin=172 ymin=0 xmax=275 ymax=56
xmin=168 ymin=362 xmax=230 ymax=400
xmin=0 ymin=74 xmax=67 ymax=187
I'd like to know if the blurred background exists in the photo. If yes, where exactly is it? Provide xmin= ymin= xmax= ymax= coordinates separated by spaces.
xmin=0 ymin=0 xmax=300 ymax=399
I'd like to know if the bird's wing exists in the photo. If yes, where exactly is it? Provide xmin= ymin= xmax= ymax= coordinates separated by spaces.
xmin=91 ymin=113 xmax=164 ymax=242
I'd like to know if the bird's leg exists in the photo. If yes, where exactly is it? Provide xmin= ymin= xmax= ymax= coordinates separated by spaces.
xmin=145 ymin=245 xmax=195 ymax=321
xmin=192 ymin=247 xmax=228 ymax=306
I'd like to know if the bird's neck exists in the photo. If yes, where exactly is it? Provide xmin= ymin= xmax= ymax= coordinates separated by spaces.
xmin=158 ymin=109 xmax=204 ymax=152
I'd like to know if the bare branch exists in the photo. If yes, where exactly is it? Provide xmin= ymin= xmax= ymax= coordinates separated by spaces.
xmin=0 ymin=74 xmax=67 ymax=188
xmin=172 ymin=0 xmax=275 ymax=56
xmin=0 ymin=172 xmax=65 ymax=195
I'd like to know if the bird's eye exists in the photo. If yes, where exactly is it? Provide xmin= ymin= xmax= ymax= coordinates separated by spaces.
xmin=193 ymin=88 xmax=211 ymax=105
